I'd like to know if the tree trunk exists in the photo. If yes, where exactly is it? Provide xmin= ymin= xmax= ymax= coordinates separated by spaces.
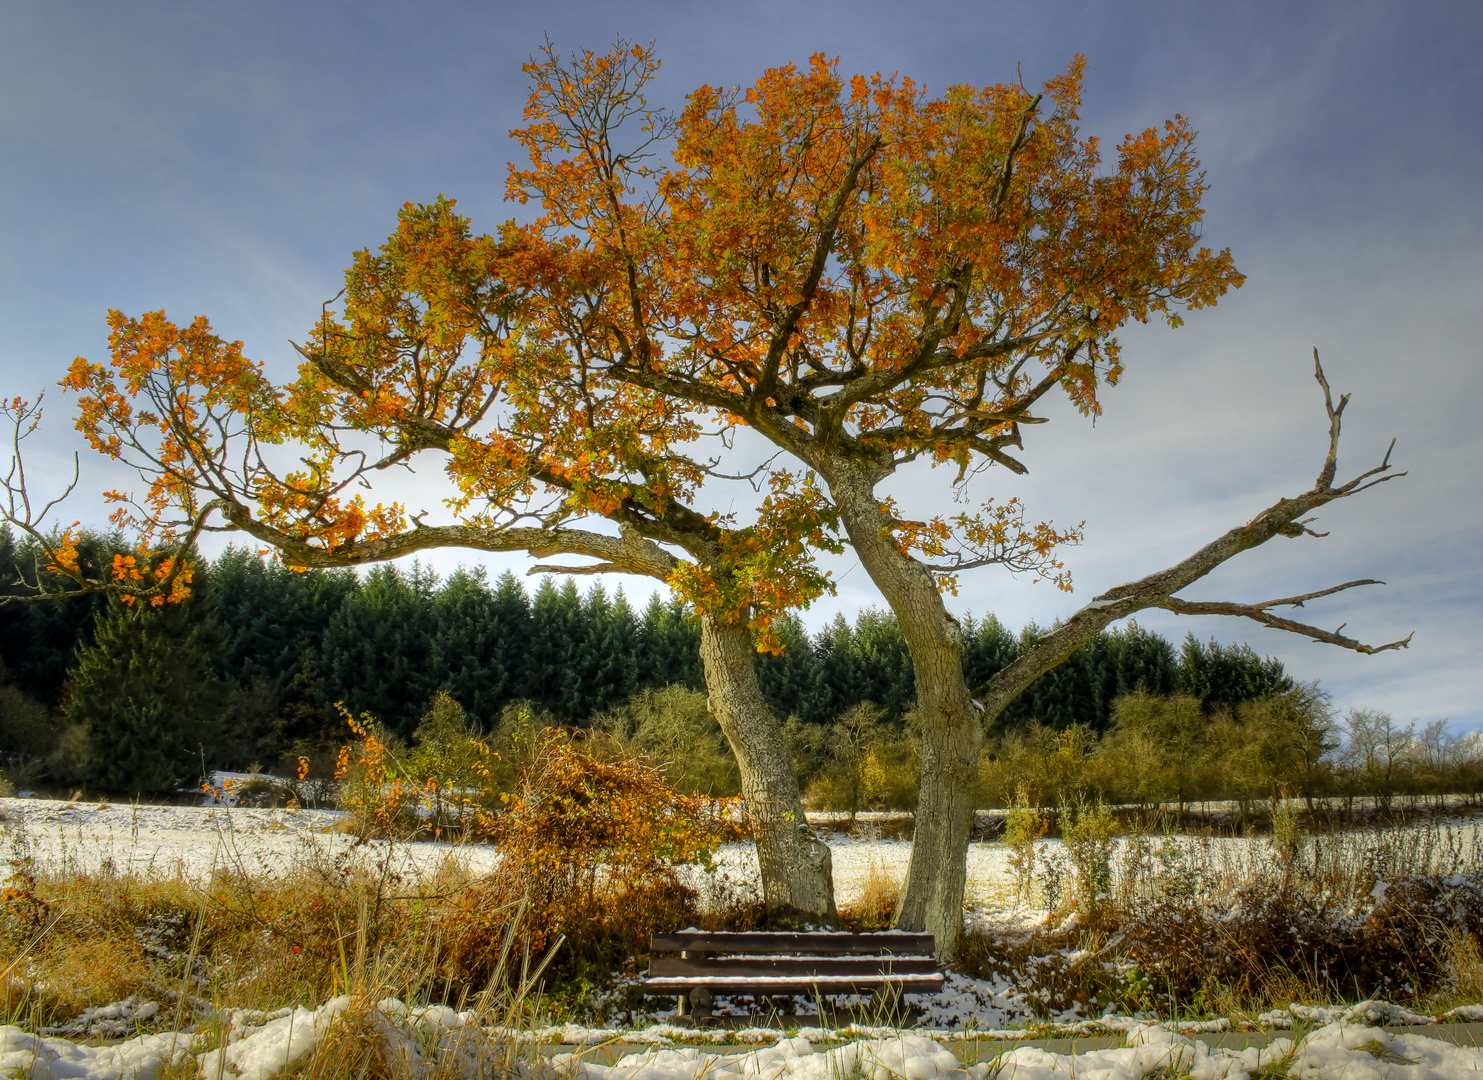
xmin=697 ymin=612 xmax=839 ymax=927
xmin=824 ymin=463 xmax=980 ymax=955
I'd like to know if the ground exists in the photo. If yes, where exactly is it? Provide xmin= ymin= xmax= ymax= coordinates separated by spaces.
xmin=4 ymin=797 xmax=1483 ymax=1079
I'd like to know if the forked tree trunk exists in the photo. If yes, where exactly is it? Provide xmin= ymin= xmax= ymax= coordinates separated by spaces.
xmin=697 ymin=612 xmax=839 ymax=926
xmin=825 ymin=464 xmax=981 ymax=954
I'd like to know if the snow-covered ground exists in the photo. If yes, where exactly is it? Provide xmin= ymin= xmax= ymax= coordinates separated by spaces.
xmin=7 ymin=995 xmax=1483 ymax=1080
xmin=0 ymin=798 xmax=996 ymax=909
xmin=0 ymin=798 xmax=504 ymax=881
xmin=3 ymin=796 xmax=1477 ymax=916
xmin=8 ymin=796 xmax=1483 ymax=1079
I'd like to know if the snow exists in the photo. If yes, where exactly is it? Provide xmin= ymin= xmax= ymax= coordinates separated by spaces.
xmin=551 ymin=1023 xmax=1483 ymax=1080
xmin=9 ymin=798 xmax=1483 ymax=1079
xmin=1257 ymin=1000 xmax=1441 ymax=1029
xmin=39 ymin=999 xmax=162 ymax=1041
xmin=0 ymin=1027 xmax=196 ymax=1080
xmin=0 ymin=799 xmax=502 ymax=880
xmin=10 ymin=987 xmax=1483 ymax=1080
xmin=643 ymin=974 xmax=944 ymax=987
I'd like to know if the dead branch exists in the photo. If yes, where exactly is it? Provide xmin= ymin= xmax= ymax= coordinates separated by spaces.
xmin=976 ymin=352 xmax=1411 ymax=715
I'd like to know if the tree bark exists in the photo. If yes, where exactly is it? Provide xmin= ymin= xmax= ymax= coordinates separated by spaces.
xmin=823 ymin=460 xmax=979 ymax=953
xmin=697 ymin=611 xmax=839 ymax=926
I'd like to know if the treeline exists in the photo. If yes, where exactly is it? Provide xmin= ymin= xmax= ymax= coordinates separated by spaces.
xmin=983 ymin=689 xmax=1483 ymax=818
xmin=0 ymin=532 xmax=1297 ymax=794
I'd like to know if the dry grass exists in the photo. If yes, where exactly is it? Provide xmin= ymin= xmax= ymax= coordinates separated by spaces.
xmin=841 ymin=858 xmax=902 ymax=930
xmin=0 ymin=732 xmax=757 ymax=1038
xmin=958 ymin=818 xmax=1483 ymax=1018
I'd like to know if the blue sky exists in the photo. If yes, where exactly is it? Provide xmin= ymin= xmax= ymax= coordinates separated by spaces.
xmin=1 ymin=1 xmax=1478 ymax=728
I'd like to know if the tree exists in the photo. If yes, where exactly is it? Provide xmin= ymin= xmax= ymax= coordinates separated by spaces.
xmin=16 ymin=186 xmax=841 ymax=923
xmin=321 ymin=563 xmax=440 ymax=736
xmin=635 ymin=593 xmax=703 ymax=692
xmin=1177 ymin=634 xmax=1295 ymax=709
xmin=429 ymin=568 xmax=531 ymax=729
xmin=475 ymin=42 xmax=1408 ymax=951
xmin=63 ymin=582 xmax=229 ymax=793
xmin=5 ymin=41 xmax=1411 ymax=949
xmin=523 ymin=577 xmax=586 ymax=718
xmin=1103 ymin=690 xmax=1209 ymax=818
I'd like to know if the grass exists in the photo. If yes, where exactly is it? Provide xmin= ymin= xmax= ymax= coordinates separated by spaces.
xmin=3 ymin=803 xmax=1483 ymax=1080
xmin=955 ymin=816 xmax=1483 ymax=1021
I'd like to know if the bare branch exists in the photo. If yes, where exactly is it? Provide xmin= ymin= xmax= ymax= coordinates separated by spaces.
xmin=974 ymin=354 xmax=1411 ymax=714
xmin=527 ymin=562 xmax=621 ymax=576
xmin=1155 ymin=594 xmax=1413 ymax=654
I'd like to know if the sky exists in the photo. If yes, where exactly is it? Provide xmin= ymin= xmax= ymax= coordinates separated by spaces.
xmin=0 ymin=1 xmax=1478 ymax=729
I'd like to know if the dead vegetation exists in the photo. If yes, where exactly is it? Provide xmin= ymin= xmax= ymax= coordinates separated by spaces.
xmin=957 ymin=816 xmax=1483 ymax=1019
xmin=0 ymin=730 xmax=758 ymax=1034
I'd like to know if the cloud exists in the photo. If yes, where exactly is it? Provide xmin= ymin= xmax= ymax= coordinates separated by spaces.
xmin=0 ymin=0 xmax=1476 ymax=729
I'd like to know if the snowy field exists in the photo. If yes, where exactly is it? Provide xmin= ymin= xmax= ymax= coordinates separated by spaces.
xmin=7 ymin=797 xmax=1483 ymax=1080
xmin=0 ymin=798 xmax=1018 ymax=911
xmin=7 ymin=797 xmax=1472 ymax=915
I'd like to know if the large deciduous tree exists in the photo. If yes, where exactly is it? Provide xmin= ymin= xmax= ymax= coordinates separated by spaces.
xmin=477 ymin=42 xmax=1409 ymax=950
xmin=3 ymin=40 xmax=1412 ymax=950
xmin=6 ymin=196 xmax=842 ymax=924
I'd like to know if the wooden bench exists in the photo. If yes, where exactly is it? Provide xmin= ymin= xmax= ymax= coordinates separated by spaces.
xmin=643 ymin=931 xmax=943 ymax=1024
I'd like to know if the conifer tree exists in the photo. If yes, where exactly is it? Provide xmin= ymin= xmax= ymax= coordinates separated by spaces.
xmin=635 ymin=595 xmax=704 ymax=691
xmin=851 ymin=609 xmax=916 ymax=723
xmin=1178 ymin=635 xmax=1295 ymax=710
xmin=815 ymin=614 xmax=871 ymax=725
xmin=578 ymin=586 xmax=639 ymax=717
xmin=430 ymin=568 xmax=529 ymax=730
xmin=63 ymin=587 xmax=229 ymax=793
xmin=756 ymin=616 xmax=827 ymax=725
xmin=0 ymin=530 xmax=116 ymax=706
xmin=523 ymin=577 xmax=585 ymax=719
xmin=962 ymin=615 xmax=1020 ymax=693
xmin=321 ymin=564 xmax=439 ymax=735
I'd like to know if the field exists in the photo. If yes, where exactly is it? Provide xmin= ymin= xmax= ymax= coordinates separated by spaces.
xmin=5 ymin=796 xmax=1483 ymax=1080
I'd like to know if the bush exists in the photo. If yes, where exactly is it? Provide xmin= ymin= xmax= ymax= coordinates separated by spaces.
xmin=594 ymin=685 xmax=740 ymax=796
xmin=404 ymin=692 xmax=501 ymax=835
xmin=802 ymin=703 xmax=919 ymax=815
xmin=1004 ymin=784 xmax=1049 ymax=904
xmin=451 ymin=729 xmax=744 ymax=983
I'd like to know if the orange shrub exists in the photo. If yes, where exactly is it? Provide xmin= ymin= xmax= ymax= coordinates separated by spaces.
xmin=449 ymin=729 xmax=743 ymax=980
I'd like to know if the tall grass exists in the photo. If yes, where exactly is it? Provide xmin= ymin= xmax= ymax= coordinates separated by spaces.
xmin=960 ymin=817 xmax=1483 ymax=1017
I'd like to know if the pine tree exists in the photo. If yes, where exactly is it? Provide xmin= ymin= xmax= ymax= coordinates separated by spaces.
xmin=578 ymin=586 xmax=638 ymax=718
xmin=815 ymin=614 xmax=870 ymax=723
xmin=1178 ymin=634 xmax=1295 ymax=710
xmin=962 ymin=614 xmax=1019 ymax=695
xmin=0 ymin=530 xmax=117 ymax=707
xmin=321 ymin=563 xmax=440 ymax=736
xmin=260 ymin=646 xmax=340 ymax=760
xmin=523 ymin=577 xmax=584 ymax=718
xmin=635 ymin=594 xmax=703 ymax=691
xmin=756 ymin=616 xmax=827 ymax=725
xmin=430 ymin=567 xmax=531 ymax=729
xmin=851 ymin=608 xmax=916 ymax=724
xmin=63 ymin=586 xmax=229 ymax=793
xmin=212 ymin=547 xmax=358 ymax=699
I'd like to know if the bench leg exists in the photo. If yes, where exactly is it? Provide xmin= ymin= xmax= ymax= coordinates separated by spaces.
xmin=689 ymin=988 xmax=714 ymax=1025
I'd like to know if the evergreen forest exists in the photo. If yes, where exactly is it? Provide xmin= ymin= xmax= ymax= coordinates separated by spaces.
xmin=0 ymin=530 xmax=1305 ymax=797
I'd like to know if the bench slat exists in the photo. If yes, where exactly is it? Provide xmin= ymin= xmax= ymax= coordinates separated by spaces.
xmin=649 ymin=932 xmax=934 ymax=955
xmin=649 ymin=956 xmax=939 ymax=979
xmin=643 ymin=973 xmax=945 ymax=993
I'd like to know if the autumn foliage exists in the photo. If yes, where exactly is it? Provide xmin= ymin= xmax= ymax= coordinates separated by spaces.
xmin=40 ymin=41 xmax=1242 ymax=640
xmin=458 ymin=729 xmax=743 ymax=972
